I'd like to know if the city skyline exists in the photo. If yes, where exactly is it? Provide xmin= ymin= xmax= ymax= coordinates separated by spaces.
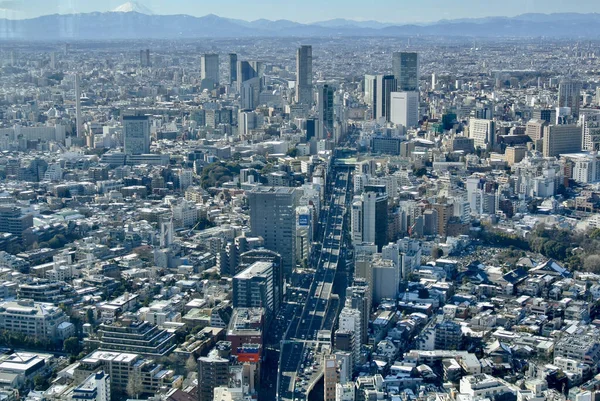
xmin=1 ymin=0 xmax=600 ymax=23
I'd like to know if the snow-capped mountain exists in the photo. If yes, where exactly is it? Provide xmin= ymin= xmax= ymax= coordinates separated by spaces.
xmin=112 ymin=2 xmax=154 ymax=15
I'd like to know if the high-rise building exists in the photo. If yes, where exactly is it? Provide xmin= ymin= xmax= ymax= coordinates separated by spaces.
xmin=200 ymin=54 xmax=219 ymax=90
xmin=468 ymin=118 xmax=496 ymax=150
xmin=338 ymin=307 xmax=361 ymax=371
xmin=525 ymin=119 xmax=547 ymax=141
xmin=543 ymin=124 xmax=582 ymax=157
xmin=75 ymin=73 xmax=83 ymax=138
xmin=558 ymin=79 xmax=582 ymax=118
xmin=432 ymin=203 xmax=453 ymax=237
xmin=581 ymin=113 xmax=600 ymax=151
xmin=228 ymin=53 xmax=238 ymax=85
xmin=532 ymin=108 xmax=557 ymax=124
xmin=324 ymin=355 xmax=339 ymax=401
xmin=233 ymin=261 xmax=280 ymax=321
xmin=351 ymin=185 xmax=388 ymax=251
xmin=139 ymin=49 xmax=150 ymax=67
xmin=198 ymin=350 xmax=229 ymax=401
xmin=236 ymin=60 xmax=263 ymax=92
xmin=248 ymin=187 xmax=300 ymax=276
xmin=347 ymin=282 xmax=370 ymax=345
xmin=364 ymin=74 xmax=377 ymax=107
xmin=295 ymin=45 xmax=313 ymax=105
xmin=392 ymin=52 xmax=419 ymax=92
xmin=317 ymin=84 xmax=335 ymax=140
xmin=123 ymin=115 xmax=150 ymax=155
xmin=375 ymin=75 xmax=396 ymax=121
xmin=390 ymin=91 xmax=419 ymax=127
xmin=0 ymin=206 xmax=33 ymax=237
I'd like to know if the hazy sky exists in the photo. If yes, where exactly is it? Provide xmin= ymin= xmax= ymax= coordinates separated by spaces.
xmin=0 ymin=0 xmax=598 ymax=23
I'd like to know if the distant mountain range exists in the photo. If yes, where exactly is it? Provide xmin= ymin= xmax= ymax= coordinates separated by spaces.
xmin=1 ymin=9 xmax=600 ymax=40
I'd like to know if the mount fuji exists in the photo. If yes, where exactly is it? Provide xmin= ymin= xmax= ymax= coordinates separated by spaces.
xmin=112 ymin=2 xmax=154 ymax=15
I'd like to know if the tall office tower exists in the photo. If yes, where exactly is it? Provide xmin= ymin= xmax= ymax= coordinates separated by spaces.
xmin=228 ymin=53 xmax=238 ymax=85
xmin=236 ymin=60 xmax=262 ymax=92
xmin=390 ymin=91 xmax=419 ymax=127
xmin=200 ymin=54 xmax=219 ymax=90
xmin=75 ymin=74 xmax=83 ymax=138
xmin=50 ymin=52 xmax=56 ymax=69
xmin=468 ymin=118 xmax=496 ymax=150
xmin=233 ymin=261 xmax=279 ymax=321
xmin=240 ymin=78 xmax=261 ymax=110
xmin=0 ymin=206 xmax=33 ymax=237
xmin=140 ymin=49 xmax=150 ymax=67
xmin=338 ymin=307 xmax=361 ymax=371
xmin=542 ymin=124 xmax=582 ymax=157
xmin=431 ymin=73 xmax=437 ymax=90
xmin=317 ymin=84 xmax=335 ymax=140
xmin=364 ymin=74 xmax=377 ymax=106
xmin=582 ymin=113 xmax=600 ymax=151
xmin=533 ymin=108 xmax=557 ymax=124
xmin=123 ymin=115 xmax=150 ymax=155
xmin=324 ymin=355 xmax=339 ymax=401
xmin=198 ymin=350 xmax=229 ymax=401
xmin=558 ymin=79 xmax=582 ymax=118
xmin=295 ymin=45 xmax=313 ymax=105
xmin=392 ymin=52 xmax=419 ymax=91
xmin=248 ymin=187 xmax=300 ymax=277
xmin=375 ymin=75 xmax=397 ymax=121
xmin=351 ymin=185 xmax=388 ymax=251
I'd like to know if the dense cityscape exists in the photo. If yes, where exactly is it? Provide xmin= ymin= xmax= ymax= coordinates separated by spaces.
xmin=3 ymin=3 xmax=600 ymax=401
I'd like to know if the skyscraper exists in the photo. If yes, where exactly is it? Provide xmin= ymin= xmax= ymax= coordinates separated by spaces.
xmin=317 ymin=84 xmax=335 ymax=140
xmin=75 ymin=73 xmax=83 ymax=138
xmin=558 ymin=79 xmax=582 ymax=118
xmin=392 ymin=52 xmax=419 ymax=92
xmin=390 ymin=91 xmax=419 ymax=127
xmin=236 ymin=61 xmax=263 ymax=89
xmin=375 ymin=75 xmax=396 ymax=121
xmin=123 ymin=115 xmax=150 ymax=155
xmin=295 ymin=45 xmax=313 ymax=105
xmin=364 ymin=74 xmax=377 ymax=107
xmin=140 ymin=49 xmax=150 ymax=67
xmin=200 ymin=54 xmax=219 ymax=90
xmin=228 ymin=53 xmax=238 ymax=85
xmin=351 ymin=185 xmax=388 ymax=251
xmin=248 ymin=187 xmax=300 ymax=276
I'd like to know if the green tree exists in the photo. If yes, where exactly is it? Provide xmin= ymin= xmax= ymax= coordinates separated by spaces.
xmin=86 ymin=309 xmax=95 ymax=326
xmin=63 ymin=337 xmax=81 ymax=355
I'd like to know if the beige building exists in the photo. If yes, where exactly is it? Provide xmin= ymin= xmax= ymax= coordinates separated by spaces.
xmin=526 ymin=119 xmax=547 ymax=141
xmin=505 ymin=146 xmax=527 ymax=165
